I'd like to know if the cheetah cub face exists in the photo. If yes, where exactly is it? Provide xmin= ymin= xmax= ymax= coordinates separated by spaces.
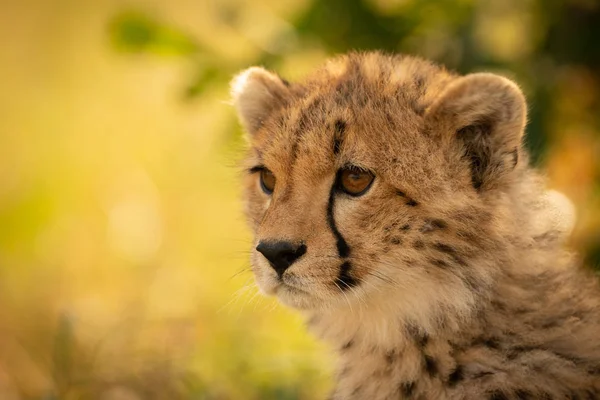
xmin=232 ymin=53 xmax=527 ymax=314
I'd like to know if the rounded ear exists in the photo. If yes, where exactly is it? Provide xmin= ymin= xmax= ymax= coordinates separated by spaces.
xmin=425 ymin=73 xmax=527 ymax=191
xmin=230 ymin=67 xmax=290 ymax=136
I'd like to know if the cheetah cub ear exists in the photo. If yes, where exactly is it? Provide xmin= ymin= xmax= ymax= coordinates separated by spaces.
xmin=425 ymin=73 xmax=527 ymax=191
xmin=230 ymin=67 xmax=290 ymax=135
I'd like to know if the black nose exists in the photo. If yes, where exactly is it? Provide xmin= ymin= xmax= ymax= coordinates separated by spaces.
xmin=256 ymin=240 xmax=307 ymax=276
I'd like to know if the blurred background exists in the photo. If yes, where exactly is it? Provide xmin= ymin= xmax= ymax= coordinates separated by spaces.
xmin=0 ymin=0 xmax=599 ymax=398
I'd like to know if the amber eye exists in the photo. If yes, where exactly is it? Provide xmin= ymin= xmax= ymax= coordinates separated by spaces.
xmin=338 ymin=166 xmax=375 ymax=196
xmin=259 ymin=168 xmax=276 ymax=194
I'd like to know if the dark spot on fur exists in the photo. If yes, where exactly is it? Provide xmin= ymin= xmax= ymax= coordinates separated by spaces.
xmin=280 ymin=78 xmax=290 ymax=87
xmin=413 ymin=104 xmax=425 ymax=116
xmin=433 ymin=243 xmax=456 ymax=254
xmin=554 ymin=351 xmax=587 ymax=365
xmin=400 ymin=381 xmax=415 ymax=397
xmin=431 ymin=259 xmax=450 ymax=268
xmin=432 ymin=243 xmax=468 ymax=266
xmin=405 ymin=322 xmax=419 ymax=338
xmin=397 ymin=190 xmax=419 ymax=206
xmin=406 ymin=323 xmax=429 ymax=348
xmin=401 ymin=224 xmax=410 ymax=231
xmin=424 ymin=355 xmax=438 ymax=376
xmin=294 ymin=112 xmax=311 ymax=135
xmin=457 ymin=229 xmax=481 ymax=244
xmin=391 ymin=237 xmax=402 ymax=245
xmin=463 ymin=274 xmax=482 ymax=292
xmin=490 ymin=300 xmax=507 ymax=311
xmin=333 ymin=119 xmax=346 ymax=155
xmin=341 ymin=340 xmax=353 ymax=350
xmin=417 ymin=332 xmax=429 ymax=348
xmin=385 ymin=350 xmax=397 ymax=364
xmin=408 ymin=96 xmax=423 ymax=115
xmin=514 ymin=306 xmax=533 ymax=315
xmin=333 ymin=140 xmax=342 ymax=155
xmin=488 ymin=390 xmax=509 ymax=400
xmin=433 ymin=219 xmax=447 ymax=228
xmin=587 ymin=365 xmax=600 ymax=375
xmin=515 ymin=389 xmax=533 ymax=399
xmin=472 ymin=371 xmax=494 ymax=379
xmin=351 ymin=385 xmax=363 ymax=396
xmin=413 ymin=240 xmax=425 ymax=249
xmin=540 ymin=319 xmax=560 ymax=329
xmin=472 ymin=336 xmax=501 ymax=350
xmin=337 ymin=261 xmax=358 ymax=289
xmin=447 ymin=365 xmax=464 ymax=386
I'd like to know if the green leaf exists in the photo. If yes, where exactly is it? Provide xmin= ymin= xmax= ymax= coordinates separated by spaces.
xmin=109 ymin=11 xmax=199 ymax=57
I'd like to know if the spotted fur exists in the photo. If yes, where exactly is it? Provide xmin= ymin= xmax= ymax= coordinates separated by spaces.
xmin=231 ymin=52 xmax=599 ymax=399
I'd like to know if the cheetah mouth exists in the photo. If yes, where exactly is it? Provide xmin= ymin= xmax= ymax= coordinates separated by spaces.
xmin=277 ymin=283 xmax=307 ymax=295
xmin=274 ymin=281 xmax=317 ymax=309
xmin=278 ymin=276 xmax=310 ymax=295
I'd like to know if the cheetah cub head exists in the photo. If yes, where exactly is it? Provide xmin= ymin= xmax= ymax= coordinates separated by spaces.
xmin=231 ymin=53 xmax=530 ymax=319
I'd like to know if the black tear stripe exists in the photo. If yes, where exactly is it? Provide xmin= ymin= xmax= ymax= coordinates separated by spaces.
xmin=337 ymin=261 xmax=358 ymax=289
xmin=328 ymin=126 xmax=357 ymax=290
xmin=327 ymin=173 xmax=351 ymax=258
xmin=328 ymin=189 xmax=356 ymax=290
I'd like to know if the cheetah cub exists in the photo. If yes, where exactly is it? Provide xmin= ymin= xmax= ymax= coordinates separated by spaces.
xmin=231 ymin=52 xmax=600 ymax=399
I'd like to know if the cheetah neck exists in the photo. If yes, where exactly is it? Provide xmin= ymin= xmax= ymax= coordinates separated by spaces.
xmin=307 ymin=304 xmax=471 ymax=399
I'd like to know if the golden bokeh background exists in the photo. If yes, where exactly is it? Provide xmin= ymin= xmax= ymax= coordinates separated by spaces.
xmin=0 ymin=0 xmax=598 ymax=398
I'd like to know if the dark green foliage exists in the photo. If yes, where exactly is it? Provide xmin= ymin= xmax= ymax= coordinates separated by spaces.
xmin=109 ymin=11 xmax=199 ymax=56
xmin=586 ymin=241 xmax=600 ymax=272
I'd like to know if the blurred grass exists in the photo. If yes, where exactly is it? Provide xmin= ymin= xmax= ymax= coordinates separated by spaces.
xmin=0 ymin=0 xmax=598 ymax=398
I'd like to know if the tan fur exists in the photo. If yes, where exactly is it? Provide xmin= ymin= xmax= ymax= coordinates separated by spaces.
xmin=231 ymin=52 xmax=600 ymax=399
